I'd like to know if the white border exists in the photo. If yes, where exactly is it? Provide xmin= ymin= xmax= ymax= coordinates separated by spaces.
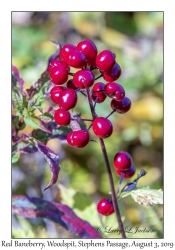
xmin=0 ymin=1 xmax=175 ymax=247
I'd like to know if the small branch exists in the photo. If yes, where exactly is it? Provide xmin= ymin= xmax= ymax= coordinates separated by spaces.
xmin=72 ymin=118 xmax=93 ymax=122
xmin=115 ymin=173 xmax=124 ymax=197
xmin=85 ymin=87 xmax=126 ymax=239
xmin=106 ymin=110 xmax=115 ymax=119
xmin=87 ymin=123 xmax=93 ymax=131
xmin=76 ymin=89 xmax=87 ymax=97
xmin=82 ymin=119 xmax=93 ymax=122
xmin=90 ymin=66 xmax=98 ymax=71
xmin=93 ymin=101 xmax=97 ymax=109
xmin=95 ymin=74 xmax=103 ymax=81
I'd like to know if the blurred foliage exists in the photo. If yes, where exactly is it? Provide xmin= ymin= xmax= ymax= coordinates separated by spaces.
xmin=12 ymin=11 xmax=163 ymax=238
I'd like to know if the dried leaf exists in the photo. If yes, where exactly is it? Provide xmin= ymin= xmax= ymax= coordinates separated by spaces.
xmin=131 ymin=187 xmax=163 ymax=206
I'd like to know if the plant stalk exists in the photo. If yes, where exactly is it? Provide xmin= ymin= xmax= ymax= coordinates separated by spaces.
xmin=86 ymin=88 xmax=126 ymax=238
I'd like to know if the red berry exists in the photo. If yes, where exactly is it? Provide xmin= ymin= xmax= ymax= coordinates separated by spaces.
xmin=67 ymin=130 xmax=90 ymax=148
xmin=92 ymin=82 xmax=106 ymax=103
xmin=50 ymin=66 xmax=68 ymax=85
xmin=87 ymin=59 xmax=96 ymax=67
xmin=77 ymin=39 xmax=97 ymax=63
xmin=103 ymin=63 xmax=121 ymax=82
xmin=114 ymin=151 xmax=132 ymax=171
xmin=66 ymin=79 xmax=77 ymax=90
xmin=116 ymin=164 xmax=136 ymax=179
xmin=111 ymin=97 xmax=131 ymax=114
xmin=92 ymin=117 xmax=113 ymax=139
xmin=96 ymin=50 xmax=116 ymax=72
xmin=60 ymin=44 xmax=76 ymax=63
xmin=50 ymin=86 xmax=66 ymax=104
xmin=104 ymin=82 xmax=125 ymax=101
xmin=97 ymin=199 xmax=114 ymax=216
xmin=68 ymin=50 xmax=87 ymax=68
xmin=92 ymin=93 xmax=106 ymax=103
xmin=48 ymin=59 xmax=70 ymax=72
xmin=54 ymin=109 xmax=71 ymax=126
xmin=58 ymin=89 xmax=77 ymax=110
xmin=73 ymin=70 xmax=95 ymax=89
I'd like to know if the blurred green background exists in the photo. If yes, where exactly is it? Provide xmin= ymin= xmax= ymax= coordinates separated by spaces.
xmin=12 ymin=12 xmax=163 ymax=238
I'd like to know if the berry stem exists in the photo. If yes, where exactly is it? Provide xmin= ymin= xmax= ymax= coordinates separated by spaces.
xmin=85 ymin=87 xmax=126 ymax=239
xmin=87 ymin=123 xmax=93 ymax=131
xmin=115 ymin=173 xmax=124 ymax=197
xmin=93 ymin=101 xmax=97 ymax=109
xmin=76 ymin=89 xmax=87 ymax=97
xmin=95 ymin=74 xmax=103 ymax=81
xmin=71 ymin=118 xmax=93 ymax=122
xmin=106 ymin=110 xmax=115 ymax=119
xmin=90 ymin=66 xmax=98 ymax=71
xmin=82 ymin=119 xmax=93 ymax=122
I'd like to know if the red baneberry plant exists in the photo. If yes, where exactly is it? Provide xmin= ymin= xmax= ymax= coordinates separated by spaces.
xmin=12 ymin=40 xmax=163 ymax=239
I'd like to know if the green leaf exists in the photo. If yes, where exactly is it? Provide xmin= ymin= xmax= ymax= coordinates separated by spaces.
xmin=12 ymin=116 xmax=20 ymax=129
xmin=58 ymin=184 xmax=101 ymax=228
xmin=12 ymin=116 xmax=26 ymax=130
xmin=24 ymin=113 xmax=51 ymax=134
xmin=31 ymin=91 xmax=44 ymax=109
xmin=41 ymin=80 xmax=52 ymax=96
xmin=38 ymin=112 xmax=53 ymax=123
xmin=12 ymin=87 xmax=24 ymax=118
xmin=12 ymin=152 xmax=20 ymax=163
xmin=130 ymin=187 xmax=163 ymax=206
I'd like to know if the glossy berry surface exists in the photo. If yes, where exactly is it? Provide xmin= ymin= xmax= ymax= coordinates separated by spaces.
xmin=97 ymin=199 xmax=114 ymax=216
xmin=73 ymin=70 xmax=95 ymax=89
xmin=116 ymin=164 xmax=136 ymax=179
xmin=50 ymin=86 xmax=66 ymax=104
xmin=104 ymin=82 xmax=125 ymax=101
xmin=92 ymin=117 xmax=113 ymax=138
xmin=111 ymin=97 xmax=131 ymax=114
xmin=114 ymin=151 xmax=132 ymax=171
xmin=66 ymin=79 xmax=77 ymax=90
xmin=92 ymin=93 xmax=106 ymax=103
xmin=58 ymin=89 xmax=77 ymax=110
xmin=96 ymin=50 xmax=116 ymax=72
xmin=67 ymin=130 xmax=90 ymax=148
xmin=103 ymin=63 xmax=121 ymax=82
xmin=50 ymin=66 xmax=68 ymax=85
xmin=77 ymin=39 xmax=97 ymax=63
xmin=68 ymin=50 xmax=87 ymax=68
xmin=48 ymin=59 xmax=70 ymax=72
xmin=54 ymin=109 xmax=71 ymax=126
xmin=60 ymin=44 xmax=76 ymax=63
xmin=92 ymin=82 xmax=106 ymax=103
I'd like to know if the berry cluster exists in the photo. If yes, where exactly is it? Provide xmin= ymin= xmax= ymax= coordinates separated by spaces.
xmin=48 ymin=40 xmax=134 ymax=217
xmin=48 ymin=39 xmax=131 ymax=148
